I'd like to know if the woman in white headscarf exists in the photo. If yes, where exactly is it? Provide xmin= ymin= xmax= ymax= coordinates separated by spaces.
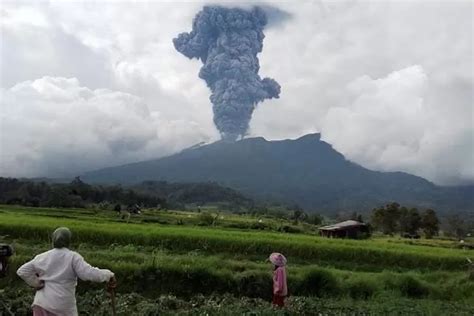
xmin=17 ymin=227 xmax=116 ymax=316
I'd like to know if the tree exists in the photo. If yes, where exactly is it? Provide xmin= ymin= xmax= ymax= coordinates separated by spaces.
xmin=114 ymin=204 xmax=122 ymax=212
xmin=350 ymin=211 xmax=364 ymax=223
xmin=371 ymin=203 xmax=401 ymax=235
xmin=291 ymin=209 xmax=303 ymax=220
xmin=198 ymin=212 xmax=215 ymax=226
xmin=305 ymin=214 xmax=323 ymax=226
xmin=70 ymin=176 xmax=92 ymax=199
xmin=290 ymin=209 xmax=307 ymax=224
xmin=445 ymin=214 xmax=467 ymax=238
xmin=17 ymin=184 xmax=32 ymax=205
xmin=421 ymin=209 xmax=439 ymax=238
xmin=399 ymin=207 xmax=421 ymax=235
xmin=371 ymin=207 xmax=384 ymax=232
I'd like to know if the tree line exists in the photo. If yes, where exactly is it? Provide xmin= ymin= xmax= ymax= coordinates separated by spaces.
xmin=0 ymin=177 xmax=166 ymax=209
xmin=1 ymin=177 xmax=471 ymax=238
xmin=0 ymin=177 xmax=257 ymax=210
xmin=370 ymin=202 xmax=439 ymax=238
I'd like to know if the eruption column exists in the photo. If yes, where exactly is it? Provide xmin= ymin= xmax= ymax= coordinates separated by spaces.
xmin=173 ymin=6 xmax=281 ymax=141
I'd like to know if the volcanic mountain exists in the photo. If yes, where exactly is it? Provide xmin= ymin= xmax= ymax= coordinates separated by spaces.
xmin=82 ymin=134 xmax=473 ymax=213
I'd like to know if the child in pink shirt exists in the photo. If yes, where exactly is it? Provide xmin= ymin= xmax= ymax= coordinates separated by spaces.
xmin=269 ymin=252 xmax=287 ymax=307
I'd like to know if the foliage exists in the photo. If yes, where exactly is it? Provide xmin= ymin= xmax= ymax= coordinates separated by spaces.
xmin=295 ymin=268 xmax=340 ymax=297
xmin=3 ymin=289 xmax=474 ymax=316
xmin=346 ymin=278 xmax=377 ymax=299
xmin=0 ymin=177 xmax=264 ymax=213
xmin=0 ymin=177 xmax=165 ymax=209
xmin=397 ymin=275 xmax=430 ymax=298
xmin=198 ymin=212 xmax=216 ymax=226
xmin=422 ymin=209 xmax=440 ymax=238
xmin=304 ymin=214 xmax=323 ymax=226
xmin=132 ymin=181 xmax=255 ymax=211
xmin=444 ymin=214 xmax=470 ymax=238
xmin=1 ymin=205 xmax=474 ymax=315
xmin=371 ymin=202 xmax=401 ymax=234
xmin=399 ymin=207 xmax=422 ymax=235
xmin=0 ymin=208 xmax=469 ymax=272
xmin=371 ymin=203 xmax=442 ymax=238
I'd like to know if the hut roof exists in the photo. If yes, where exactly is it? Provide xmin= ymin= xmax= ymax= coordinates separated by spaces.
xmin=319 ymin=220 xmax=366 ymax=231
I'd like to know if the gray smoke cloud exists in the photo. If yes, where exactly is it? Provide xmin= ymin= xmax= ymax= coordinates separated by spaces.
xmin=173 ymin=6 xmax=281 ymax=141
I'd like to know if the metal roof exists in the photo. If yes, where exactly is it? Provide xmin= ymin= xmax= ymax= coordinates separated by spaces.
xmin=319 ymin=220 xmax=366 ymax=231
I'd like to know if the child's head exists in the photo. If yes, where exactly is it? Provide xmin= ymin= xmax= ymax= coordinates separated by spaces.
xmin=269 ymin=252 xmax=287 ymax=267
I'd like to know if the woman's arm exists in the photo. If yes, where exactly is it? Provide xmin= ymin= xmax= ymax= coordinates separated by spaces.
xmin=72 ymin=252 xmax=114 ymax=283
xmin=17 ymin=259 xmax=44 ymax=289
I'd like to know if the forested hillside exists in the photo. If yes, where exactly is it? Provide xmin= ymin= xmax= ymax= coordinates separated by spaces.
xmin=82 ymin=134 xmax=474 ymax=213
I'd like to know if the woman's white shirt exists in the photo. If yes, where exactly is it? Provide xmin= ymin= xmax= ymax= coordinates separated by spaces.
xmin=17 ymin=248 xmax=114 ymax=316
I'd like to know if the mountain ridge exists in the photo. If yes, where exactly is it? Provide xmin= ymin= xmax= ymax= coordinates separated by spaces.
xmin=82 ymin=133 xmax=473 ymax=213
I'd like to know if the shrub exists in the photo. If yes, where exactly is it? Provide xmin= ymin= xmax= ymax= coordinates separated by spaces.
xmin=225 ymin=222 xmax=251 ymax=229
xmin=237 ymin=271 xmax=272 ymax=299
xmin=297 ymin=268 xmax=340 ymax=297
xmin=250 ymin=221 xmax=267 ymax=230
xmin=278 ymin=225 xmax=304 ymax=234
xmin=198 ymin=212 xmax=215 ymax=226
xmin=346 ymin=279 xmax=377 ymax=299
xmin=397 ymin=275 xmax=429 ymax=298
xmin=142 ymin=218 xmax=168 ymax=224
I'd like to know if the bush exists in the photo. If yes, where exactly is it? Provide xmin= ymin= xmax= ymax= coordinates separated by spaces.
xmin=278 ymin=225 xmax=304 ymax=234
xmin=225 ymin=222 xmax=251 ymax=229
xmin=397 ymin=275 xmax=430 ymax=298
xmin=347 ymin=279 xmax=377 ymax=299
xmin=142 ymin=218 xmax=168 ymax=224
xmin=297 ymin=268 xmax=340 ymax=297
xmin=237 ymin=271 xmax=272 ymax=299
xmin=250 ymin=221 xmax=267 ymax=230
xmin=198 ymin=212 xmax=215 ymax=226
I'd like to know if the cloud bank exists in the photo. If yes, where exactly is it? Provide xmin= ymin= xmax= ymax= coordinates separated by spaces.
xmin=1 ymin=77 xmax=216 ymax=177
xmin=321 ymin=65 xmax=473 ymax=185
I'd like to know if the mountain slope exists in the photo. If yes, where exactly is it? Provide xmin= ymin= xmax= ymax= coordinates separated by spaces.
xmin=82 ymin=134 xmax=473 ymax=213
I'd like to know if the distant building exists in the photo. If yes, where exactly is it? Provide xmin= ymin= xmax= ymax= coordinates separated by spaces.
xmin=319 ymin=220 xmax=369 ymax=239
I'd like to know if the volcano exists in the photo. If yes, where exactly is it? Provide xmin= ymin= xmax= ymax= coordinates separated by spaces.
xmin=82 ymin=134 xmax=473 ymax=213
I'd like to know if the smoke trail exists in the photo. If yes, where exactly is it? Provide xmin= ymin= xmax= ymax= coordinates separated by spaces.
xmin=173 ymin=6 xmax=281 ymax=141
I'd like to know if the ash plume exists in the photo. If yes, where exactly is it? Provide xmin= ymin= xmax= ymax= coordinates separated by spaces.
xmin=173 ymin=6 xmax=281 ymax=141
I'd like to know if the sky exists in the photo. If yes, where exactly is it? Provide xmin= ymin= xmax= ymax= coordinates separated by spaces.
xmin=0 ymin=0 xmax=472 ymax=185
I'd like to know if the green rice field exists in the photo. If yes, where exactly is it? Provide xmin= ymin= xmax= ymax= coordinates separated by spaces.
xmin=0 ymin=205 xmax=473 ymax=315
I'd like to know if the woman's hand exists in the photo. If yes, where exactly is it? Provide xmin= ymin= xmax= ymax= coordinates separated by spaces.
xmin=35 ymin=280 xmax=45 ymax=291
xmin=107 ymin=276 xmax=117 ymax=290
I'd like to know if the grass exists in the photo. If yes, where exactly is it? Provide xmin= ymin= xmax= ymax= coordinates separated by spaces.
xmin=1 ymin=205 xmax=473 ymax=315
xmin=0 ymin=210 xmax=469 ymax=272
xmin=7 ymin=242 xmax=471 ymax=300
xmin=2 ymin=289 xmax=474 ymax=316
xmin=0 ymin=204 xmax=301 ymax=232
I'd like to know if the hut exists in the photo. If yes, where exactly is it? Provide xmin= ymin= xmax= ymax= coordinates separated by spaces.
xmin=319 ymin=220 xmax=369 ymax=239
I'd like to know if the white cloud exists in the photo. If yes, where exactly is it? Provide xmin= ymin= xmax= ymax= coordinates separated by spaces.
xmin=320 ymin=65 xmax=472 ymax=185
xmin=1 ymin=5 xmax=50 ymax=28
xmin=0 ymin=77 xmax=218 ymax=177
xmin=0 ymin=0 xmax=472 ymax=184
xmin=250 ymin=0 xmax=473 ymax=185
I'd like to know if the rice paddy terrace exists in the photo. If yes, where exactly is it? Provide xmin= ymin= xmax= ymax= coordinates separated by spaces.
xmin=0 ymin=205 xmax=473 ymax=315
